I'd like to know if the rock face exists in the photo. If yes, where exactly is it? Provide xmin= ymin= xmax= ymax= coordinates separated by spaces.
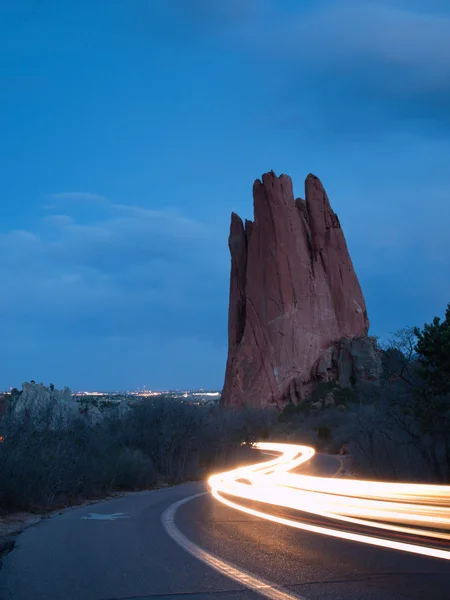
xmin=4 ymin=382 xmax=78 ymax=430
xmin=0 ymin=383 xmax=136 ymax=429
xmin=313 ymin=336 xmax=383 ymax=389
xmin=221 ymin=171 xmax=370 ymax=409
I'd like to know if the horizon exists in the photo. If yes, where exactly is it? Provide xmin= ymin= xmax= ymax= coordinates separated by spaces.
xmin=2 ymin=385 xmax=221 ymax=394
xmin=2 ymin=0 xmax=450 ymax=390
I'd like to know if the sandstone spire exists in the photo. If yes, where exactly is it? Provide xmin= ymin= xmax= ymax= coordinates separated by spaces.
xmin=221 ymin=171 xmax=369 ymax=408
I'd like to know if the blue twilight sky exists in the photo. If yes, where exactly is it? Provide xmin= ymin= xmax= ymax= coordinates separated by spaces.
xmin=1 ymin=0 xmax=450 ymax=391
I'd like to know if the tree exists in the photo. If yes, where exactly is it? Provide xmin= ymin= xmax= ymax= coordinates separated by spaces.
xmin=379 ymin=326 xmax=418 ymax=386
xmin=49 ymin=383 xmax=55 ymax=392
xmin=414 ymin=303 xmax=450 ymax=398
xmin=371 ymin=316 xmax=450 ymax=483
xmin=412 ymin=303 xmax=450 ymax=481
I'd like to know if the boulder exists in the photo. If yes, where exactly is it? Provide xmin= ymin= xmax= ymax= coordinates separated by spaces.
xmin=221 ymin=171 xmax=370 ymax=409
xmin=339 ymin=443 xmax=350 ymax=455
xmin=310 ymin=400 xmax=323 ymax=412
xmin=313 ymin=336 xmax=383 ymax=388
xmin=7 ymin=382 xmax=78 ymax=429
xmin=324 ymin=393 xmax=336 ymax=408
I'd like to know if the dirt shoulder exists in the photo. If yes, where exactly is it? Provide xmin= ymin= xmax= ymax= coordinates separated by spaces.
xmin=0 ymin=512 xmax=42 ymax=568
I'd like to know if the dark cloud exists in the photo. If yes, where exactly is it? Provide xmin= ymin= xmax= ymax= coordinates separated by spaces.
xmin=275 ymin=66 xmax=450 ymax=140
xmin=0 ymin=196 xmax=229 ymax=352
xmin=260 ymin=2 xmax=450 ymax=138
xmin=163 ymin=0 xmax=450 ymax=138
xmin=165 ymin=0 xmax=264 ymax=28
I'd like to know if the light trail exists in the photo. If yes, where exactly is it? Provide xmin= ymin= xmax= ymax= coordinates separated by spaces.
xmin=208 ymin=442 xmax=450 ymax=561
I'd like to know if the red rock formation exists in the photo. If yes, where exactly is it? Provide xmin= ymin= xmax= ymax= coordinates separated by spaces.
xmin=221 ymin=171 xmax=369 ymax=409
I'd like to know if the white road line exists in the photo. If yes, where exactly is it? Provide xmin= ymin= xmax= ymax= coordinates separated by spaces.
xmin=331 ymin=457 xmax=344 ymax=478
xmin=161 ymin=492 xmax=308 ymax=600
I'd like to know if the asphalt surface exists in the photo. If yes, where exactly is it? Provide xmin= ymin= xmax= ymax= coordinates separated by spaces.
xmin=0 ymin=453 xmax=449 ymax=600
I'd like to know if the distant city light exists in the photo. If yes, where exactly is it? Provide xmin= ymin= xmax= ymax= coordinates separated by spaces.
xmin=69 ymin=388 xmax=221 ymax=405
xmin=2 ymin=385 xmax=220 ymax=406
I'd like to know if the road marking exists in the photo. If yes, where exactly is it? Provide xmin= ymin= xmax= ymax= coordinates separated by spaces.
xmin=161 ymin=493 xmax=308 ymax=600
xmin=80 ymin=512 xmax=129 ymax=520
xmin=331 ymin=457 xmax=344 ymax=478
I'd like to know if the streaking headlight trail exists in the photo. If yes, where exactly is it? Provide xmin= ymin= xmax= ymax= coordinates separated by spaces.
xmin=208 ymin=442 xmax=450 ymax=561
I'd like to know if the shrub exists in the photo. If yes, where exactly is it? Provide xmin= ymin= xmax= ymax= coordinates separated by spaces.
xmin=315 ymin=425 xmax=332 ymax=442
xmin=0 ymin=393 xmax=275 ymax=512
xmin=308 ymin=381 xmax=336 ymax=403
xmin=333 ymin=387 xmax=358 ymax=405
xmin=111 ymin=448 xmax=157 ymax=490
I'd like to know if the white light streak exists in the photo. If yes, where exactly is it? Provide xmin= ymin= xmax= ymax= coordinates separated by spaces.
xmin=208 ymin=443 xmax=450 ymax=561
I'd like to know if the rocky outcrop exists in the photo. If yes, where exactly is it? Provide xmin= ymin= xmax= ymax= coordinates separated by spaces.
xmin=324 ymin=393 xmax=336 ymax=409
xmin=0 ymin=383 xmax=135 ymax=429
xmin=221 ymin=171 xmax=370 ymax=409
xmin=313 ymin=336 xmax=383 ymax=388
xmin=4 ymin=382 xmax=78 ymax=430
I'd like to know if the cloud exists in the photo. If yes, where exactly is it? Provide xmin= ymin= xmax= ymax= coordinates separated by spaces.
xmin=174 ymin=0 xmax=450 ymax=138
xmin=272 ymin=2 xmax=450 ymax=137
xmin=168 ymin=0 xmax=264 ymax=25
xmin=142 ymin=0 xmax=267 ymax=42
xmin=49 ymin=192 xmax=108 ymax=203
xmin=0 ymin=196 xmax=229 ymax=356
xmin=110 ymin=204 xmax=208 ymax=240
xmin=274 ymin=2 xmax=450 ymax=72
xmin=41 ymin=214 xmax=74 ymax=227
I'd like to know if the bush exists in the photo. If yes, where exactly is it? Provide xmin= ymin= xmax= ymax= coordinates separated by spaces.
xmin=315 ymin=425 xmax=332 ymax=442
xmin=0 ymin=394 xmax=275 ymax=512
xmin=111 ymin=448 xmax=157 ymax=490
xmin=333 ymin=387 xmax=358 ymax=406
xmin=308 ymin=381 xmax=336 ymax=404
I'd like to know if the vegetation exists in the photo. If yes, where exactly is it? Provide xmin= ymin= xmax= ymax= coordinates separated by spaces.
xmin=366 ymin=306 xmax=450 ymax=483
xmin=0 ymin=396 xmax=275 ymax=513
xmin=314 ymin=425 xmax=332 ymax=443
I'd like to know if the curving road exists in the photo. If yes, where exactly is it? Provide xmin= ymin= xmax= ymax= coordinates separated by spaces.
xmin=0 ymin=449 xmax=449 ymax=600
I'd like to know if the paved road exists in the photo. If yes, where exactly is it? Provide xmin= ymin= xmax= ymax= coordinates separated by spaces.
xmin=0 ymin=454 xmax=449 ymax=600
